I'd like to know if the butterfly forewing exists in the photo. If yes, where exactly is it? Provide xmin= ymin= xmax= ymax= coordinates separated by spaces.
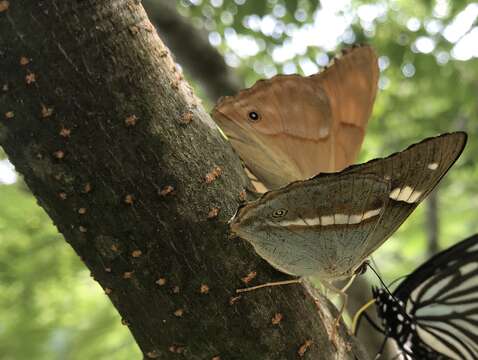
xmin=231 ymin=173 xmax=390 ymax=279
xmin=342 ymin=132 xmax=467 ymax=258
xmin=313 ymin=46 xmax=379 ymax=164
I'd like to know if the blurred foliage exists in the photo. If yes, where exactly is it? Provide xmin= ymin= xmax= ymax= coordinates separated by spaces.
xmin=1 ymin=0 xmax=478 ymax=357
xmin=0 ymin=183 xmax=140 ymax=359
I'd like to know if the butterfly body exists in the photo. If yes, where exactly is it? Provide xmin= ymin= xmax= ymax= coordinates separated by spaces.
xmin=213 ymin=45 xmax=379 ymax=190
xmin=371 ymin=233 xmax=478 ymax=360
xmin=230 ymin=132 xmax=467 ymax=283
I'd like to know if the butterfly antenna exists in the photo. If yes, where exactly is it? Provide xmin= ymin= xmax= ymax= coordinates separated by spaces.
xmin=352 ymin=297 xmax=376 ymax=334
xmin=366 ymin=262 xmax=395 ymax=299
xmin=370 ymin=255 xmax=380 ymax=273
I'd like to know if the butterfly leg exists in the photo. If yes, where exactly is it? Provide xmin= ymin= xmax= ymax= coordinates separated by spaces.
xmin=236 ymin=278 xmax=302 ymax=293
xmin=328 ymin=274 xmax=357 ymax=327
xmin=322 ymin=275 xmax=357 ymax=347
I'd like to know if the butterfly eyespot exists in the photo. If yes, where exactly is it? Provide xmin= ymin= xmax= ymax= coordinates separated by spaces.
xmin=272 ymin=208 xmax=287 ymax=218
xmin=248 ymin=111 xmax=260 ymax=121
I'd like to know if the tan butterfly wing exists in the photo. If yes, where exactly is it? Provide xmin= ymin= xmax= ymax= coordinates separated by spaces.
xmin=212 ymin=45 xmax=379 ymax=190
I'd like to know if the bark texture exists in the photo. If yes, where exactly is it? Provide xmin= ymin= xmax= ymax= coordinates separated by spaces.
xmin=0 ymin=1 xmax=366 ymax=359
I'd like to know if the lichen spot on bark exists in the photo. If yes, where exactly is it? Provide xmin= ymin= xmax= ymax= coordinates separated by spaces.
xmin=52 ymin=150 xmax=65 ymax=159
xmin=207 ymin=207 xmax=220 ymax=219
xmin=241 ymin=271 xmax=257 ymax=284
xmin=159 ymin=185 xmax=175 ymax=196
xmin=40 ymin=104 xmax=54 ymax=118
xmin=156 ymin=278 xmax=167 ymax=286
xmin=298 ymin=340 xmax=313 ymax=357
xmin=205 ymin=166 xmax=222 ymax=183
xmin=59 ymin=127 xmax=71 ymax=137
xmin=0 ymin=1 xmax=9 ymax=12
xmin=19 ymin=56 xmax=30 ymax=65
xmin=25 ymin=72 xmax=36 ymax=84
xmin=124 ymin=194 xmax=135 ymax=204
xmin=124 ymin=114 xmax=138 ymax=127
xmin=131 ymin=250 xmax=142 ymax=258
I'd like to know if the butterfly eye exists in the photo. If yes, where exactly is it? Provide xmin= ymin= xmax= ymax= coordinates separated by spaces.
xmin=248 ymin=111 xmax=260 ymax=121
xmin=272 ymin=208 xmax=288 ymax=218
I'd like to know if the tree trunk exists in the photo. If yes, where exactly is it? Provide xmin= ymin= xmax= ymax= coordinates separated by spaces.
xmin=0 ymin=1 xmax=366 ymax=359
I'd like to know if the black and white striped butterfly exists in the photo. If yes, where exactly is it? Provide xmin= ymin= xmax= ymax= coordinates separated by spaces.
xmin=358 ymin=234 xmax=478 ymax=359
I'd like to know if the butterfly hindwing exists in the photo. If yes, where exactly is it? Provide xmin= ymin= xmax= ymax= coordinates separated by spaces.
xmin=314 ymin=46 xmax=379 ymax=164
xmin=231 ymin=173 xmax=390 ymax=279
xmin=230 ymin=132 xmax=466 ymax=282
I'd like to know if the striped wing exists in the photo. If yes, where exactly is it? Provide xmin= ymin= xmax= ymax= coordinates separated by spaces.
xmin=396 ymin=234 xmax=478 ymax=360
xmin=231 ymin=132 xmax=466 ymax=280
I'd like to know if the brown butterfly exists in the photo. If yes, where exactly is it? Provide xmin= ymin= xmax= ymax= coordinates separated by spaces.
xmin=212 ymin=45 xmax=379 ymax=191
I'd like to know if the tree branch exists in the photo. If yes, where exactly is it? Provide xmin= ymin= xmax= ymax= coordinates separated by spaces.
xmin=142 ymin=0 xmax=242 ymax=102
xmin=0 ymin=1 xmax=365 ymax=358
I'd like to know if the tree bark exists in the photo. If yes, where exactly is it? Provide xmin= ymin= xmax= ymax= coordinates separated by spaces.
xmin=0 ymin=1 xmax=366 ymax=359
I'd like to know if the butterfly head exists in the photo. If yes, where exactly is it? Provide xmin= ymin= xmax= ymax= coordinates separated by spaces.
xmin=229 ymin=193 xmax=290 ymax=241
xmin=212 ymin=75 xmax=333 ymax=138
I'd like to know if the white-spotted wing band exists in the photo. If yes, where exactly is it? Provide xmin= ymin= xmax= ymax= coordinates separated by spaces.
xmin=275 ymin=208 xmax=382 ymax=227
xmin=389 ymin=186 xmax=423 ymax=204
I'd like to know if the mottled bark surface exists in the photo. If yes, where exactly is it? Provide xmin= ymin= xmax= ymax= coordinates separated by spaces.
xmin=0 ymin=1 xmax=366 ymax=359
